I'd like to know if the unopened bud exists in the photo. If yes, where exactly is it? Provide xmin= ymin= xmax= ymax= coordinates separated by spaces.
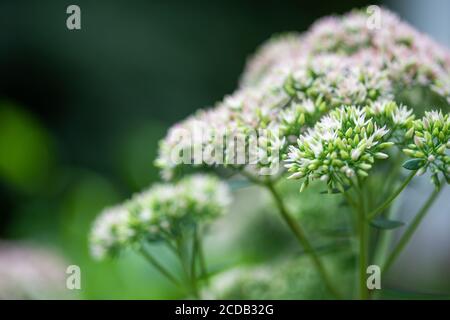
xmin=374 ymin=152 xmax=389 ymax=160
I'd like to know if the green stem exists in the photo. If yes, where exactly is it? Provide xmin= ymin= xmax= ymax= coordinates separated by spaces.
xmin=196 ymin=228 xmax=209 ymax=285
xmin=176 ymin=238 xmax=200 ymax=299
xmin=356 ymin=185 xmax=369 ymax=300
xmin=382 ymin=185 xmax=443 ymax=274
xmin=138 ymin=246 xmax=181 ymax=287
xmin=380 ymin=153 xmax=405 ymax=199
xmin=367 ymin=170 xmax=416 ymax=220
xmin=265 ymin=181 xmax=342 ymax=299
xmin=343 ymin=191 xmax=358 ymax=212
xmin=191 ymin=228 xmax=198 ymax=283
xmin=369 ymin=157 xmax=406 ymax=299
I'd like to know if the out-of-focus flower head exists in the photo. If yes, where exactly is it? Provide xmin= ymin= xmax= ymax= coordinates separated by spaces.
xmin=0 ymin=242 xmax=70 ymax=299
xmin=204 ymin=256 xmax=346 ymax=299
xmin=241 ymin=7 xmax=450 ymax=103
xmin=239 ymin=32 xmax=302 ymax=87
xmin=90 ymin=205 xmax=134 ymax=260
xmin=89 ymin=174 xmax=231 ymax=260
xmin=179 ymin=174 xmax=232 ymax=220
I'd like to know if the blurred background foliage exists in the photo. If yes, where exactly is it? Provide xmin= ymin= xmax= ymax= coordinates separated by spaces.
xmin=0 ymin=0 xmax=448 ymax=299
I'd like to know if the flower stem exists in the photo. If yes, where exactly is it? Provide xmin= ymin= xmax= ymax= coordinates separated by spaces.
xmin=176 ymin=238 xmax=200 ymax=299
xmin=367 ymin=170 xmax=416 ymax=220
xmin=191 ymin=228 xmax=198 ymax=282
xmin=138 ymin=246 xmax=181 ymax=287
xmin=265 ymin=181 xmax=342 ymax=299
xmin=356 ymin=185 xmax=369 ymax=300
xmin=196 ymin=227 xmax=209 ymax=285
xmin=382 ymin=184 xmax=443 ymax=274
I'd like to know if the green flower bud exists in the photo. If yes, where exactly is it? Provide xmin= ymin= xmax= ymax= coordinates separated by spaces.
xmin=358 ymin=163 xmax=372 ymax=170
xmin=437 ymin=144 xmax=446 ymax=154
xmin=345 ymin=127 xmax=353 ymax=137
xmin=414 ymin=151 xmax=425 ymax=158
xmin=405 ymin=127 xmax=415 ymax=139
xmin=340 ymin=150 xmax=350 ymax=159
xmin=414 ymin=136 xmax=424 ymax=148
xmin=403 ymin=148 xmax=415 ymax=156
xmin=374 ymin=152 xmax=389 ymax=159
xmin=298 ymin=113 xmax=305 ymax=125
xmin=357 ymin=170 xmax=369 ymax=178
xmin=379 ymin=142 xmax=394 ymax=149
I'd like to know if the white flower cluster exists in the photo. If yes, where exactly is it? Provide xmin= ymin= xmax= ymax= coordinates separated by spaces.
xmin=156 ymin=7 xmax=450 ymax=180
xmin=90 ymin=174 xmax=231 ymax=260
xmin=156 ymin=72 xmax=292 ymax=179
xmin=285 ymin=104 xmax=401 ymax=192
xmin=155 ymin=55 xmax=393 ymax=179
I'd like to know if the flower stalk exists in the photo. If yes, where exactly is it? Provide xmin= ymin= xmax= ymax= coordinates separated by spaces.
xmin=367 ymin=170 xmax=417 ymax=221
xmin=356 ymin=184 xmax=369 ymax=300
xmin=383 ymin=184 xmax=443 ymax=273
xmin=138 ymin=246 xmax=181 ymax=287
xmin=265 ymin=181 xmax=342 ymax=299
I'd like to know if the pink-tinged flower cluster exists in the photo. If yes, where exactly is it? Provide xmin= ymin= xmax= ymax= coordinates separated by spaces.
xmin=156 ymin=7 xmax=450 ymax=180
xmin=241 ymin=8 xmax=450 ymax=104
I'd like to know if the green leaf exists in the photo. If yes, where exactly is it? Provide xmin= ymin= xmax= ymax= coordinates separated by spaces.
xmin=370 ymin=217 xmax=405 ymax=230
xmin=402 ymin=158 xmax=424 ymax=170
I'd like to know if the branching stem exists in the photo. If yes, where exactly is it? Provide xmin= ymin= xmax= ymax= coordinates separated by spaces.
xmin=367 ymin=171 xmax=416 ymax=220
xmin=138 ymin=246 xmax=181 ymax=287
xmin=265 ymin=180 xmax=342 ymax=299
xmin=382 ymin=185 xmax=443 ymax=274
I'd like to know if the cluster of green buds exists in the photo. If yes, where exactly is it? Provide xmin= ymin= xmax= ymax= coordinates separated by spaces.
xmin=89 ymin=174 xmax=231 ymax=260
xmin=402 ymin=111 xmax=450 ymax=187
xmin=285 ymin=105 xmax=395 ymax=192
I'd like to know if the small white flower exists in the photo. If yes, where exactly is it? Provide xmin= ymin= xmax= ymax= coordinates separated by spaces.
xmin=351 ymin=149 xmax=361 ymax=161
xmin=392 ymin=105 xmax=413 ymax=125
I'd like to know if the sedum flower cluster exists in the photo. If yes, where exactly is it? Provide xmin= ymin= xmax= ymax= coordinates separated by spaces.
xmin=403 ymin=111 xmax=450 ymax=185
xmin=90 ymin=174 xmax=231 ymax=260
xmin=156 ymin=7 xmax=450 ymax=180
xmin=285 ymin=105 xmax=394 ymax=192
xmin=90 ymin=7 xmax=449 ymax=300
xmin=242 ymin=8 xmax=450 ymax=100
